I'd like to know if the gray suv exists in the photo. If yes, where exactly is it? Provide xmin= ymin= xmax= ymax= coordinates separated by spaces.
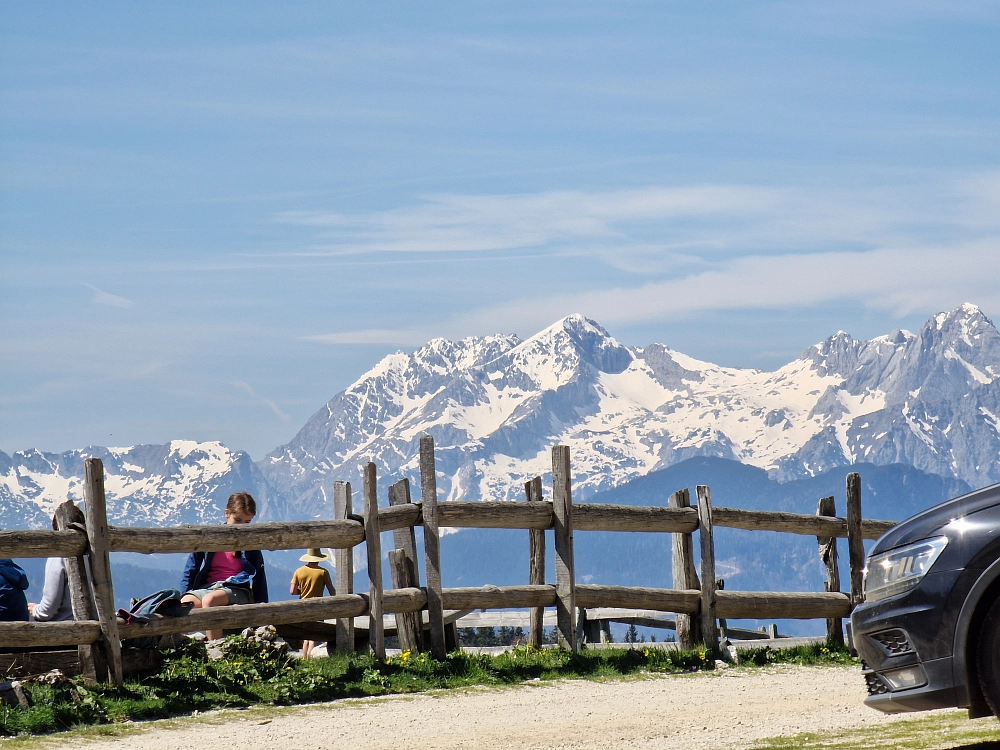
xmin=851 ymin=482 xmax=1000 ymax=718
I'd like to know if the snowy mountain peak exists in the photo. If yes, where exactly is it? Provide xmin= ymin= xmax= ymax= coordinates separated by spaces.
xmin=0 ymin=441 xmax=274 ymax=529
xmin=261 ymin=303 xmax=1000 ymax=517
xmin=8 ymin=305 xmax=996 ymax=529
xmin=508 ymin=313 xmax=633 ymax=378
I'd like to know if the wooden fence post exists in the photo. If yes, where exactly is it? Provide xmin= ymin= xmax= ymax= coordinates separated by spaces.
xmin=53 ymin=500 xmax=105 ymax=686
xmin=668 ymin=488 xmax=702 ymax=650
xmin=82 ymin=458 xmax=122 ymax=685
xmin=695 ymin=485 xmax=719 ymax=652
xmin=816 ymin=495 xmax=844 ymax=645
xmin=846 ymin=473 xmax=864 ymax=606
xmin=363 ymin=463 xmax=385 ymax=661
xmin=333 ymin=481 xmax=354 ymax=653
xmin=388 ymin=478 xmax=423 ymax=652
xmin=387 ymin=549 xmax=421 ymax=652
xmin=525 ymin=476 xmax=545 ymax=649
xmin=419 ymin=435 xmax=447 ymax=660
xmin=552 ymin=445 xmax=576 ymax=652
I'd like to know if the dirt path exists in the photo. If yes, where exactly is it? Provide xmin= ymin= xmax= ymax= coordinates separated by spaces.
xmin=75 ymin=665 xmax=922 ymax=749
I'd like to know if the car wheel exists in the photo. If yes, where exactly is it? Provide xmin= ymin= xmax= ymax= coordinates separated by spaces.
xmin=977 ymin=597 xmax=1000 ymax=716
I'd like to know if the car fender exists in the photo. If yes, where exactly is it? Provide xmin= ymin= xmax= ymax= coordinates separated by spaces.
xmin=953 ymin=557 xmax=1000 ymax=707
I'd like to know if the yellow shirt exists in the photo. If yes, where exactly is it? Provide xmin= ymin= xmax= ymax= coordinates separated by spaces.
xmin=292 ymin=565 xmax=335 ymax=599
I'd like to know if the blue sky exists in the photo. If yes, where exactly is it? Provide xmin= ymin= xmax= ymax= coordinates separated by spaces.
xmin=2 ymin=2 xmax=999 ymax=458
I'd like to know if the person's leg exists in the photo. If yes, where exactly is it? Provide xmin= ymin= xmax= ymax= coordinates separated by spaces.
xmin=200 ymin=588 xmax=230 ymax=640
xmin=303 ymin=639 xmax=314 ymax=658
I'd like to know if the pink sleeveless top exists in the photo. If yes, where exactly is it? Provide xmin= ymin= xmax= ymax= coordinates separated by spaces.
xmin=204 ymin=551 xmax=245 ymax=585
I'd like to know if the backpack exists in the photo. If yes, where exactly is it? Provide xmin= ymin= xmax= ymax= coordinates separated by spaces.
xmin=121 ymin=588 xmax=192 ymax=649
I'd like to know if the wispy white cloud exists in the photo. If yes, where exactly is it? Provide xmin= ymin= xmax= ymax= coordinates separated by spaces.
xmin=83 ymin=282 xmax=134 ymax=309
xmin=301 ymin=329 xmax=432 ymax=346
xmin=307 ymin=240 xmax=1000 ymax=345
xmin=231 ymin=381 xmax=291 ymax=422
xmin=273 ymin=176 xmax=1000 ymax=278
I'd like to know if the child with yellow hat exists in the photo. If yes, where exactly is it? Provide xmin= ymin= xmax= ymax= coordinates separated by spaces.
xmin=290 ymin=548 xmax=336 ymax=658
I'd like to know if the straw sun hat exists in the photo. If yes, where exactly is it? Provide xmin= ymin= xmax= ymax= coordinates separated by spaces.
xmin=299 ymin=548 xmax=329 ymax=562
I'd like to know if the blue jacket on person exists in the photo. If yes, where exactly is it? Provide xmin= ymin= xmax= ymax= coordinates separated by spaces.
xmin=0 ymin=559 xmax=30 ymax=622
xmin=180 ymin=550 xmax=268 ymax=604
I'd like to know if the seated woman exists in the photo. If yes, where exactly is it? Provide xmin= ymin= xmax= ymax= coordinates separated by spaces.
xmin=0 ymin=559 xmax=29 ymax=623
xmin=29 ymin=514 xmax=74 ymax=622
xmin=180 ymin=492 xmax=268 ymax=640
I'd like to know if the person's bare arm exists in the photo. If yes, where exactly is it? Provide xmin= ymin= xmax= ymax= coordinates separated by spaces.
xmin=290 ymin=580 xmax=300 ymax=595
xmin=326 ymin=571 xmax=336 ymax=596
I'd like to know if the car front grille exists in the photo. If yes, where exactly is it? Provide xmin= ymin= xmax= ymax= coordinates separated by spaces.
xmin=860 ymin=660 xmax=891 ymax=695
xmin=871 ymin=628 xmax=914 ymax=656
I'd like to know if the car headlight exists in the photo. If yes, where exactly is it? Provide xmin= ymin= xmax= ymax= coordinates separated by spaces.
xmin=863 ymin=536 xmax=948 ymax=603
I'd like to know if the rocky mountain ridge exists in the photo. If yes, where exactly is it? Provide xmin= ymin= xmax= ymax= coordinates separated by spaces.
xmin=2 ymin=304 xmax=997 ymax=527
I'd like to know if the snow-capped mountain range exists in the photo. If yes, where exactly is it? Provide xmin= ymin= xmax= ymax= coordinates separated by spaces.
xmin=3 ymin=304 xmax=998 ymax=528
xmin=0 ymin=442 xmax=278 ymax=527
xmin=262 ymin=303 xmax=1000 ymax=518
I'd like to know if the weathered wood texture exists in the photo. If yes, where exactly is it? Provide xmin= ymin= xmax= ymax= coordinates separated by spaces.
xmin=575 ymin=584 xmax=700 ymax=613
xmin=388 ymin=549 xmax=421 ymax=652
xmin=668 ymin=488 xmax=702 ymax=649
xmin=552 ymin=445 xmax=576 ymax=652
xmin=333 ymin=481 xmax=354 ymax=653
xmin=388 ymin=479 xmax=419 ymax=566
xmin=846 ymin=472 xmax=865 ymax=606
xmin=388 ymin=478 xmax=424 ymax=652
xmin=83 ymin=458 xmax=123 ymax=686
xmin=712 ymin=506 xmax=891 ymax=540
xmin=0 ymin=648 xmax=162 ymax=679
xmin=575 ymin=504 xmax=698 ymax=533
xmin=696 ymin=485 xmax=719 ymax=650
xmin=363 ymin=462 xmax=385 ymax=660
xmin=431 ymin=502 xmax=891 ymax=539
xmin=379 ymin=502 xmax=421 ymax=532
xmin=0 ymin=529 xmax=87 ymax=559
xmin=118 ymin=594 xmax=372 ymax=639
xmin=817 ymin=495 xmax=845 ymax=645
xmin=437 ymin=502 xmax=553 ymax=529
xmin=53 ymin=500 xmax=104 ymax=686
xmin=0 ymin=501 xmax=894 ymax=561
xmin=715 ymin=591 xmax=852 ymax=620
xmin=0 ymin=620 xmax=102 ymax=648
xmin=441 ymin=585 xmax=556 ymax=611
xmin=420 ymin=435 xmax=447 ymax=660
xmin=107 ymin=519 xmax=365 ymax=554
xmin=525 ymin=476 xmax=545 ymax=648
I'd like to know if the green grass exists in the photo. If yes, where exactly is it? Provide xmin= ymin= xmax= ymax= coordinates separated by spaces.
xmin=749 ymin=710 xmax=1000 ymax=749
xmin=0 ymin=638 xmax=853 ymax=737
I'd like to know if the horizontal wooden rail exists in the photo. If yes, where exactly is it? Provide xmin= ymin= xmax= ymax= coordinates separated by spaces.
xmin=575 ymin=504 xmax=699 ymax=533
xmin=441 ymin=584 xmax=556 ymax=610
xmin=576 ymin=584 xmax=701 ymax=614
xmin=0 ymin=529 xmax=87 ymax=559
xmin=379 ymin=503 xmax=421 ymax=532
xmin=715 ymin=590 xmax=852 ymax=620
xmin=107 ymin=519 xmax=366 ymax=554
xmin=575 ymin=584 xmax=851 ymax=620
xmin=437 ymin=502 xmax=553 ymax=529
xmin=712 ymin=507 xmax=893 ymax=541
xmin=0 ymin=620 xmax=101 ymax=648
xmin=115 ymin=588 xmax=428 ymax=641
xmin=0 ymin=501 xmax=896 ymax=560
xmin=429 ymin=500 xmax=892 ymax=540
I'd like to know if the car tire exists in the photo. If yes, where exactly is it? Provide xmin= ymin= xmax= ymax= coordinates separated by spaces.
xmin=977 ymin=597 xmax=1000 ymax=716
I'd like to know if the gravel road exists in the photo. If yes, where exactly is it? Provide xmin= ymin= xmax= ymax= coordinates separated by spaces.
xmin=74 ymin=665 xmax=919 ymax=749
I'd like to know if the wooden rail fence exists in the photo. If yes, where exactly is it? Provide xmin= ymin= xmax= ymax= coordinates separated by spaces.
xmin=0 ymin=438 xmax=894 ymax=685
